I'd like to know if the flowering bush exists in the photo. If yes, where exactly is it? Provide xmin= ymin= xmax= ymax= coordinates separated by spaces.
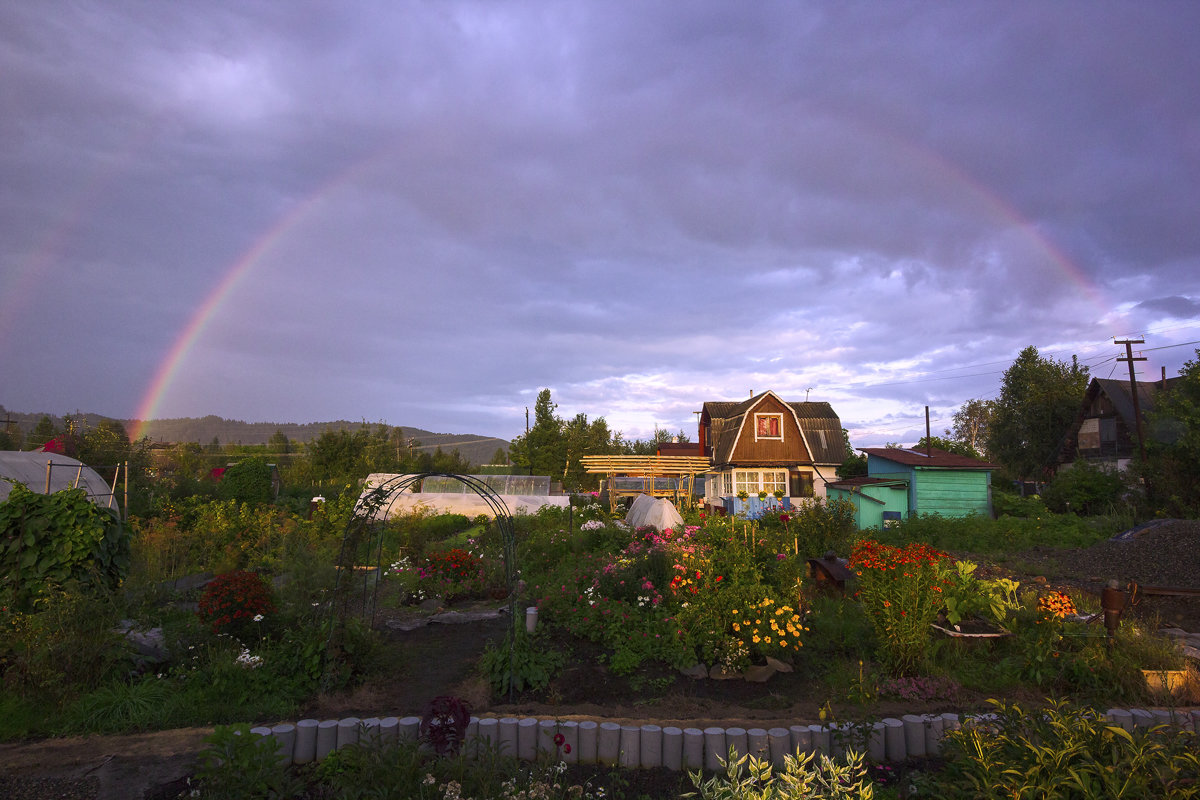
xmin=389 ymin=548 xmax=487 ymax=604
xmin=849 ymin=539 xmax=951 ymax=674
xmin=1036 ymin=590 xmax=1078 ymax=620
xmin=729 ymin=596 xmax=808 ymax=661
xmin=197 ymin=570 xmax=277 ymax=637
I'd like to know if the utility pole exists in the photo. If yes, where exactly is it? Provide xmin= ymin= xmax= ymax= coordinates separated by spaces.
xmin=1115 ymin=338 xmax=1148 ymax=464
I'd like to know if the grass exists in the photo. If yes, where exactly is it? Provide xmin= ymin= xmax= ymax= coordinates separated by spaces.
xmin=870 ymin=511 xmax=1116 ymax=555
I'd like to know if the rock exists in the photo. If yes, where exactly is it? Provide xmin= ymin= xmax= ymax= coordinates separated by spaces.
xmin=764 ymin=656 xmax=793 ymax=673
xmin=385 ymin=618 xmax=429 ymax=631
xmin=419 ymin=597 xmax=445 ymax=612
xmin=1033 ymin=576 xmax=1048 ymax=585
xmin=743 ymin=664 xmax=775 ymax=683
xmin=117 ymin=622 xmax=169 ymax=665
xmin=430 ymin=609 xmax=503 ymax=624
xmin=1159 ymin=627 xmax=1190 ymax=638
xmin=164 ymin=572 xmax=213 ymax=595
xmin=679 ymin=663 xmax=709 ymax=679
xmin=709 ymin=665 xmax=741 ymax=680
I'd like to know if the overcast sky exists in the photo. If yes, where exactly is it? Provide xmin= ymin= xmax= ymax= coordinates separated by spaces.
xmin=3 ymin=2 xmax=1198 ymax=448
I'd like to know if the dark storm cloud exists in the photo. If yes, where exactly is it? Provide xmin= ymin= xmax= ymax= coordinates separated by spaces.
xmin=2 ymin=1 xmax=1198 ymax=444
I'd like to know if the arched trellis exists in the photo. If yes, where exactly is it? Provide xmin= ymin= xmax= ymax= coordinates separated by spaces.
xmin=325 ymin=473 xmax=520 ymax=692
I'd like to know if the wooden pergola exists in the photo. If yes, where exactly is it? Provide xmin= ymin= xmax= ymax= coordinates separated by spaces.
xmin=580 ymin=455 xmax=713 ymax=511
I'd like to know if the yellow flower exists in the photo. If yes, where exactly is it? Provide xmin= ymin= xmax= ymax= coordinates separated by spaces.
xmin=733 ymin=623 xmax=741 ymax=631
xmin=779 ymin=639 xmax=786 ymax=647
xmin=764 ymin=636 xmax=771 ymax=644
xmin=753 ymin=635 xmax=761 ymax=643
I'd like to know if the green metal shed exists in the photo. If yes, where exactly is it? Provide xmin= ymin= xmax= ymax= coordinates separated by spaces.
xmin=859 ymin=447 xmax=997 ymax=519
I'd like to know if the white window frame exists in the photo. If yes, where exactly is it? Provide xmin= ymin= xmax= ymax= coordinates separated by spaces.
xmin=731 ymin=469 xmax=789 ymax=496
xmin=754 ymin=413 xmax=783 ymax=441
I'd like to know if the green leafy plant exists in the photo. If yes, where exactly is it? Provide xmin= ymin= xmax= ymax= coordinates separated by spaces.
xmin=195 ymin=723 xmax=305 ymax=799
xmin=685 ymin=745 xmax=875 ymax=799
xmin=934 ymin=698 xmax=1200 ymax=799
xmin=0 ymin=485 xmax=128 ymax=610
xmin=64 ymin=675 xmax=177 ymax=733
xmin=478 ymin=625 xmax=566 ymax=696
xmin=941 ymin=560 xmax=1021 ymax=628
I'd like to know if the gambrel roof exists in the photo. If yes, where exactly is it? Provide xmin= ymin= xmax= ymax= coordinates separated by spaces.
xmin=703 ymin=391 xmax=845 ymax=466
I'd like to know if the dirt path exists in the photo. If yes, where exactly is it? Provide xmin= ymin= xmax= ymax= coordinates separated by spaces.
xmin=0 ymin=728 xmax=208 ymax=800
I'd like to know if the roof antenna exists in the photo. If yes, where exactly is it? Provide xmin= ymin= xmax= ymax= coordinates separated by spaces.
xmin=805 ymin=387 xmax=812 ymax=401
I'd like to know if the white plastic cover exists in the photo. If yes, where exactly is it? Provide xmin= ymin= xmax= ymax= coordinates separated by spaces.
xmin=625 ymin=494 xmax=684 ymax=532
xmin=0 ymin=451 xmax=115 ymax=509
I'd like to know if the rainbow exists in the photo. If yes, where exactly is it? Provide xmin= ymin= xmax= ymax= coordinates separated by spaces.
xmin=128 ymin=121 xmax=1121 ymax=441
xmin=128 ymin=149 xmax=391 ymax=441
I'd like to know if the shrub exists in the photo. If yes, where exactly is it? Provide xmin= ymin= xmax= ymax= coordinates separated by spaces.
xmin=0 ymin=584 xmax=130 ymax=706
xmin=215 ymin=457 xmax=274 ymax=505
xmin=195 ymin=724 xmax=305 ymax=800
xmin=420 ymin=695 xmax=472 ymax=757
xmin=1040 ymin=460 xmax=1126 ymax=515
xmin=197 ymin=570 xmax=277 ymax=638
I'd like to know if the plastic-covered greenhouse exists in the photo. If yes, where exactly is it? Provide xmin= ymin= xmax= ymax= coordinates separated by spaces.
xmin=361 ymin=473 xmax=570 ymax=519
xmin=0 ymin=451 xmax=116 ymax=509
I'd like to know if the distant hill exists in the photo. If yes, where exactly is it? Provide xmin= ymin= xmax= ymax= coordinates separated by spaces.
xmin=0 ymin=407 xmax=510 ymax=467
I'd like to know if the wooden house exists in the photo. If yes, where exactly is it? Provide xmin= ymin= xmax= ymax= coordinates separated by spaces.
xmin=857 ymin=446 xmax=997 ymax=520
xmin=1058 ymin=375 xmax=1182 ymax=472
xmin=699 ymin=390 xmax=845 ymax=515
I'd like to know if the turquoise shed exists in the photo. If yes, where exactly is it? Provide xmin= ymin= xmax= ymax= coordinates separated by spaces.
xmin=826 ymin=476 xmax=910 ymax=530
xmin=859 ymin=447 xmax=997 ymax=519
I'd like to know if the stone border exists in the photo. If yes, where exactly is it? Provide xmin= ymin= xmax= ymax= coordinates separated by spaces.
xmin=249 ymin=707 xmax=1200 ymax=770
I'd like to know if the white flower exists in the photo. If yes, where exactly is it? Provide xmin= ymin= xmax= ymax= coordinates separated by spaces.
xmin=253 ymin=614 xmax=264 ymax=622
xmin=235 ymin=648 xmax=262 ymax=669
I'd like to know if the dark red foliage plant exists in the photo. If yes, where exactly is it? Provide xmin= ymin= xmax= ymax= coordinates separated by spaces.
xmin=420 ymin=695 xmax=472 ymax=757
xmin=197 ymin=570 xmax=277 ymax=636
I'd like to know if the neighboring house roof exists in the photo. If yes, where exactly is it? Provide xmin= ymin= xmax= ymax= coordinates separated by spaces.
xmin=703 ymin=391 xmax=845 ymax=465
xmin=656 ymin=442 xmax=703 ymax=457
xmin=826 ymin=476 xmax=909 ymax=489
xmin=1086 ymin=377 xmax=1180 ymax=425
xmin=1058 ymin=375 xmax=1184 ymax=463
xmin=860 ymin=446 xmax=998 ymax=470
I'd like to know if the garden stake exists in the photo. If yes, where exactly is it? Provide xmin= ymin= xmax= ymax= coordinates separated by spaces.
xmin=1101 ymin=578 xmax=1127 ymax=651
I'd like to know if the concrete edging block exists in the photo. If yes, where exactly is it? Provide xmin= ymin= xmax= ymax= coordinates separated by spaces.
xmin=662 ymin=726 xmax=683 ymax=771
xmin=598 ymin=722 xmax=621 ymax=766
xmin=640 ymin=724 xmax=662 ymax=768
xmin=577 ymin=721 xmax=598 ymax=764
xmin=703 ymin=727 xmax=726 ymax=771
xmin=682 ymin=728 xmax=704 ymax=770
xmin=315 ymin=720 xmax=339 ymax=761
xmin=294 ymin=719 xmax=319 ymax=764
xmin=882 ymin=718 xmax=905 ymax=762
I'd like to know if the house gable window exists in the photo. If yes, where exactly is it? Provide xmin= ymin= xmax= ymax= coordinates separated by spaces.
xmin=755 ymin=413 xmax=783 ymax=440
